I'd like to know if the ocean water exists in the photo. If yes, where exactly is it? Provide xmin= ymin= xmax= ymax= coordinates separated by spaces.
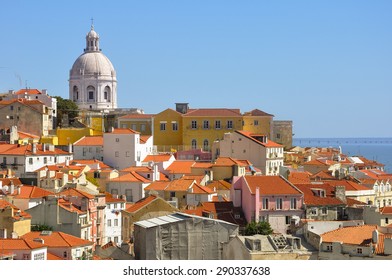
xmin=293 ymin=138 xmax=392 ymax=173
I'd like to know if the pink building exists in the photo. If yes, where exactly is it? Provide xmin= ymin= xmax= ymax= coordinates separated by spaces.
xmin=231 ymin=175 xmax=304 ymax=234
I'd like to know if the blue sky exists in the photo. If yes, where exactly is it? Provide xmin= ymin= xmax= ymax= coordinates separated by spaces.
xmin=0 ymin=1 xmax=391 ymax=138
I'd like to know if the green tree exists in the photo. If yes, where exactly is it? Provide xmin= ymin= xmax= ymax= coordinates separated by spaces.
xmin=244 ymin=221 xmax=273 ymax=236
xmin=31 ymin=224 xmax=53 ymax=231
xmin=53 ymin=96 xmax=79 ymax=127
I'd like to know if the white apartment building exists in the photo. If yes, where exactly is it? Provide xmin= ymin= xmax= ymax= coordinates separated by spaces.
xmin=213 ymin=130 xmax=284 ymax=175
xmin=103 ymin=128 xmax=155 ymax=170
xmin=104 ymin=193 xmax=126 ymax=245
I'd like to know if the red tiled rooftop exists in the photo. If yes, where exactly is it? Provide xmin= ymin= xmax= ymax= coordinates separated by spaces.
xmin=321 ymin=225 xmax=376 ymax=246
xmin=73 ymin=136 xmax=103 ymax=146
xmin=243 ymin=175 xmax=302 ymax=195
xmin=143 ymin=154 xmax=173 ymax=163
xmin=124 ymin=195 xmax=158 ymax=213
xmin=165 ymin=160 xmax=195 ymax=174
xmin=14 ymin=185 xmax=54 ymax=199
xmin=22 ymin=231 xmax=93 ymax=248
xmin=183 ymin=108 xmax=242 ymax=117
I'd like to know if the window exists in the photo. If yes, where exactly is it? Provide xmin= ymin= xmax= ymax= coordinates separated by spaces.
xmin=276 ymin=133 xmax=281 ymax=139
xmin=290 ymin=198 xmax=297 ymax=209
xmin=285 ymin=216 xmax=291 ymax=225
xmin=195 ymin=194 xmax=201 ymax=201
xmin=126 ymin=151 xmax=130 ymax=157
xmin=326 ymin=245 xmax=333 ymax=252
xmin=63 ymin=251 xmax=68 ymax=258
xmin=126 ymin=189 xmax=133 ymax=202
xmin=89 ymin=91 xmax=94 ymax=100
xmin=203 ymin=120 xmax=209 ymax=129
xmin=13 ymin=157 xmax=17 ymax=164
xmin=276 ymin=198 xmax=283 ymax=210
xmin=10 ymin=106 xmax=14 ymax=111
xmin=34 ymin=252 xmax=45 ymax=260
xmin=321 ymin=207 xmax=328 ymax=215
xmin=160 ymin=122 xmax=166 ymax=131
xmin=44 ymin=157 xmax=47 ymax=164
xmin=310 ymin=208 xmax=317 ymax=215
xmin=262 ymin=198 xmax=269 ymax=210
xmin=227 ymin=120 xmax=233 ymax=129
xmin=191 ymin=139 xmax=197 ymax=149
xmin=386 ymin=218 xmax=389 ymax=224
xmin=104 ymin=91 xmax=108 ymax=100
xmin=107 ymin=219 xmax=112 ymax=227
xmin=215 ymin=120 xmax=221 ymax=129
xmin=191 ymin=120 xmax=197 ymax=129
xmin=172 ymin=122 xmax=178 ymax=131
xmin=203 ymin=139 xmax=209 ymax=151
xmin=114 ymin=236 xmax=119 ymax=243
xmin=23 ymin=254 xmax=29 ymax=260
xmin=115 ymin=138 xmax=119 ymax=142
xmin=254 ymin=120 xmax=259 ymax=126
xmin=131 ymin=124 xmax=137 ymax=130
xmin=29 ymin=158 xmax=33 ymax=165
xmin=357 ymin=248 xmax=363 ymax=254
xmin=115 ymin=151 xmax=119 ymax=157
xmin=114 ymin=219 xmax=118 ymax=226
xmin=140 ymin=124 xmax=146 ymax=132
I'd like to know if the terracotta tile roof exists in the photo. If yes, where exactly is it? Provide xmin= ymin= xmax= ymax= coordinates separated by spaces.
xmin=190 ymin=183 xmax=216 ymax=194
xmin=325 ymin=180 xmax=371 ymax=191
xmin=165 ymin=179 xmax=195 ymax=192
xmin=321 ymin=225 xmax=377 ymax=246
xmin=106 ymin=128 xmax=140 ymax=134
xmin=73 ymin=136 xmax=103 ymax=146
xmin=124 ymin=195 xmax=158 ymax=213
xmin=243 ymin=109 xmax=274 ymax=117
xmin=214 ymin=157 xmax=248 ymax=167
xmin=380 ymin=207 xmax=392 ymax=215
xmin=120 ymin=166 xmax=153 ymax=173
xmin=346 ymin=198 xmax=367 ymax=206
xmin=18 ymin=131 xmax=40 ymax=139
xmin=183 ymin=108 xmax=242 ymax=117
xmin=47 ymin=252 xmax=63 ymax=260
xmin=118 ymin=114 xmax=155 ymax=119
xmin=109 ymin=172 xmax=151 ymax=183
xmin=14 ymin=89 xmax=42 ymax=95
xmin=206 ymin=180 xmax=231 ymax=191
xmin=0 ymin=199 xmax=31 ymax=220
xmin=165 ymin=160 xmax=195 ymax=174
xmin=0 ymin=238 xmax=46 ymax=250
xmin=288 ymin=171 xmax=311 ymax=184
xmin=294 ymin=183 xmax=346 ymax=206
xmin=192 ymin=162 xmax=213 ymax=169
xmin=58 ymin=198 xmax=86 ymax=214
xmin=14 ymin=185 xmax=54 ymax=199
xmin=243 ymin=175 xmax=302 ymax=195
xmin=58 ymin=188 xmax=95 ymax=199
xmin=0 ymin=143 xmax=70 ymax=156
xmin=310 ymin=171 xmax=335 ymax=180
xmin=143 ymin=154 xmax=173 ymax=163
xmin=375 ymin=233 xmax=392 ymax=255
xmin=104 ymin=192 xmax=126 ymax=203
xmin=22 ymin=231 xmax=93 ymax=248
xmin=182 ymin=175 xmax=205 ymax=184
xmin=140 ymin=135 xmax=152 ymax=143
xmin=144 ymin=181 xmax=170 ymax=191
xmin=235 ymin=130 xmax=283 ymax=148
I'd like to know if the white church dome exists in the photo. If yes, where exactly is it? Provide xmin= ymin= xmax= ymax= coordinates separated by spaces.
xmin=70 ymin=52 xmax=116 ymax=77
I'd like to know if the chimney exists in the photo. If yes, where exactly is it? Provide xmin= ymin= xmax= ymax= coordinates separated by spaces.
xmin=10 ymin=181 xmax=14 ymax=195
xmin=42 ymin=89 xmax=47 ymax=95
xmin=68 ymin=143 xmax=73 ymax=153
xmin=32 ymin=143 xmax=37 ymax=154
xmin=33 ymin=238 xmax=45 ymax=244
xmin=43 ymin=143 xmax=46 ymax=152
xmin=334 ymin=186 xmax=346 ymax=203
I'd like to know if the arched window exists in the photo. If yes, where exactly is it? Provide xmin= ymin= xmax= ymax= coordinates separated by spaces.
xmin=87 ymin=86 xmax=95 ymax=101
xmin=73 ymin=86 xmax=79 ymax=101
xmin=104 ymin=86 xmax=111 ymax=101
xmin=191 ymin=139 xmax=197 ymax=149
xmin=203 ymin=139 xmax=209 ymax=151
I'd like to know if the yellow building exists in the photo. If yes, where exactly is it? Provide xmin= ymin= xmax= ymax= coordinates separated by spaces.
xmin=182 ymin=107 xmax=243 ymax=152
xmin=242 ymin=109 xmax=274 ymax=138
xmin=153 ymin=108 xmax=183 ymax=152
xmin=117 ymin=114 xmax=154 ymax=136
xmin=56 ymin=127 xmax=95 ymax=145
xmin=0 ymin=200 xmax=31 ymax=238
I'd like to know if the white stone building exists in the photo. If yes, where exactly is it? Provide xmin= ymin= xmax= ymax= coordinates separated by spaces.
xmin=104 ymin=193 xmax=126 ymax=245
xmin=73 ymin=136 xmax=103 ymax=160
xmin=213 ymin=130 xmax=284 ymax=175
xmin=69 ymin=24 xmax=117 ymax=110
xmin=103 ymin=128 xmax=155 ymax=170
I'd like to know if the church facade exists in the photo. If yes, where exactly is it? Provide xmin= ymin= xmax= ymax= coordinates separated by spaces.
xmin=69 ymin=24 xmax=117 ymax=110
